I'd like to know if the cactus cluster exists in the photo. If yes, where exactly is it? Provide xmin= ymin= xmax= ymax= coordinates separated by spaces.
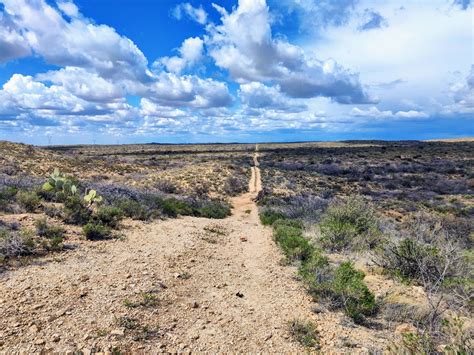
xmin=42 ymin=168 xmax=77 ymax=196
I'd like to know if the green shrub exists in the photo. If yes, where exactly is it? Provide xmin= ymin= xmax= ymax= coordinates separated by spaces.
xmin=197 ymin=200 xmax=231 ymax=219
xmin=115 ymin=199 xmax=150 ymax=221
xmin=299 ymin=250 xmax=333 ymax=296
xmin=95 ymin=206 xmax=123 ymax=228
xmin=0 ymin=186 xmax=18 ymax=212
xmin=274 ymin=223 xmax=314 ymax=262
xmin=260 ymin=209 xmax=285 ymax=225
xmin=35 ymin=218 xmax=65 ymax=239
xmin=288 ymin=319 xmax=319 ymax=348
xmin=331 ymin=262 xmax=377 ymax=322
xmin=161 ymin=198 xmax=194 ymax=217
xmin=83 ymin=222 xmax=111 ymax=240
xmin=64 ymin=195 xmax=91 ymax=225
xmin=17 ymin=191 xmax=41 ymax=212
xmin=319 ymin=197 xmax=381 ymax=251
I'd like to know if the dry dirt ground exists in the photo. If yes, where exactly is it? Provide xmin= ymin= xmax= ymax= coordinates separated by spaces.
xmin=1 ymin=148 xmax=391 ymax=353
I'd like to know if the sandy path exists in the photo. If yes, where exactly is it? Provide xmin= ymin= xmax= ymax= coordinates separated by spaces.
xmin=0 ymin=146 xmax=317 ymax=353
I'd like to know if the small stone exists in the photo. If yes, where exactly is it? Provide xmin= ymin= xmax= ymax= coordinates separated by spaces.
xmin=110 ymin=329 xmax=125 ymax=337
xmin=240 ymin=236 xmax=248 ymax=242
xmin=126 ymin=274 xmax=132 ymax=279
xmin=191 ymin=301 xmax=199 ymax=309
xmin=264 ymin=333 xmax=273 ymax=341
xmin=235 ymin=292 xmax=244 ymax=298
xmin=51 ymin=334 xmax=61 ymax=342
xmin=34 ymin=338 xmax=46 ymax=345
xmin=29 ymin=325 xmax=39 ymax=333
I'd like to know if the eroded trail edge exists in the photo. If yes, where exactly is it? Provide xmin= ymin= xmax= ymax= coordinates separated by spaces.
xmin=0 ymin=145 xmax=316 ymax=353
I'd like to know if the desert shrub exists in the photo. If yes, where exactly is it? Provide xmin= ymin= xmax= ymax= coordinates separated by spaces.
xmin=160 ymin=198 xmax=194 ymax=217
xmin=16 ymin=190 xmax=41 ymax=212
xmin=288 ymin=319 xmax=319 ymax=348
xmin=35 ymin=218 xmax=65 ymax=251
xmin=196 ymin=200 xmax=231 ymax=219
xmin=260 ymin=209 xmax=286 ymax=225
xmin=330 ymin=262 xmax=377 ymax=322
xmin=155 ymin=179 xmax=179 ymax=194
xmin=280 ymin=194 xmax=329 ymax=222
xmin=114 ymin=199 xmax=150 ymax=221
xmin=223 ymin=175 xmax=247 ymax=196
xmin=0 ymin=186 xmax=18 ymax=212
xmin=35 ymin=218 xmax=65 ymax=239
xmin=273 ymin=222 xmax=314 ymax=262
xmin=299 ymin=250 xmax=333 ymax=296
xmin=63 ymin=195 xmax=91 ymax=225
xmin=83 ymin=222 xmax=112 ymax=240
xmin=0 ymin=229 xmax=35 ymax=260
xmin=95 ymin=206 xmax=123 ymax=228
xmin=319 ymin=196 xmax=381 ymax=251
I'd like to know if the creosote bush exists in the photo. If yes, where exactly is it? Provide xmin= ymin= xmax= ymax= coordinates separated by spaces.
xmin=114 ymin=199 xmax=150 ymax=221
xmin=330 ymin=262 xmax=377 ymax=323
xmin=95 ymin=206 xmax=123 ymax=228
xmin=260 ymin=209 xmax=286 ymax=225
xmin=319 ymin=197 xmax=381 ymax=251
xmin=83 ymin=222 xmax=112 ymax=240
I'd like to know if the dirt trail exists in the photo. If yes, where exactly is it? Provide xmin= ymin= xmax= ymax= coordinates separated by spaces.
xmin=0 ymin=145 xmax=318 ymax=353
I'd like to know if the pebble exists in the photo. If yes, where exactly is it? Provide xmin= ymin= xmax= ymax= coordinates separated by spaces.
xmin=34 ymin=338 xmax=46 ymax=345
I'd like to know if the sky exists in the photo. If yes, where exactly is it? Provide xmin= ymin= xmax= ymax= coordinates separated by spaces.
xmin=0 ymin=0 xmax=472 ymax=145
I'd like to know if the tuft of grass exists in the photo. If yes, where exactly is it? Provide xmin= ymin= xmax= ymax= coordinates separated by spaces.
xmin=288 ymin=319 xmax=319 ymax=348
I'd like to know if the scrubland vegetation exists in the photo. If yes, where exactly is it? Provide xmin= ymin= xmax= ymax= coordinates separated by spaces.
xmin=0 ymin=142 xmax=243 ymax=264
xmin=258 ymin=140 xmax=473 ymax=352
xmin=0 ymin=140 xmax=472 ymax=352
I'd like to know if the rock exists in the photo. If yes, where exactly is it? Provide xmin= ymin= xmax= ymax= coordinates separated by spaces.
xmin=34 ymin=338 xmax=46 ymax=345
xmin=395 ymin=323 xmax=417 ymax=334
xmin=240 ymin=236 xmax=248 ymax=242
xmin=110 ymin=329 xmax=125 ymax=337
xmin=51 ymin=334 xmax=61 ymax=342
xmin=264 ymin=333 xmax=273 ymax=341
xmin=235 ymin=292 xmax=244 ymax=298
xmin=29 ymin=324 xmax=40 ymax=334
xmin=191 ymin=301 xmax=199 ymax=309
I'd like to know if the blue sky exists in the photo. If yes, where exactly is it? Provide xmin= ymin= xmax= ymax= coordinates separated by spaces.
xmin=0 ymin=0 xmax=472 ymax=145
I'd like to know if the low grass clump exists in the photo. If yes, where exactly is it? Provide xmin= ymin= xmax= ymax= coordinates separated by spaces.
xmin=318 ymin=197 xmax=381 ymax=251
xmin=288 ymin=319 xmax=319 ymax=348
